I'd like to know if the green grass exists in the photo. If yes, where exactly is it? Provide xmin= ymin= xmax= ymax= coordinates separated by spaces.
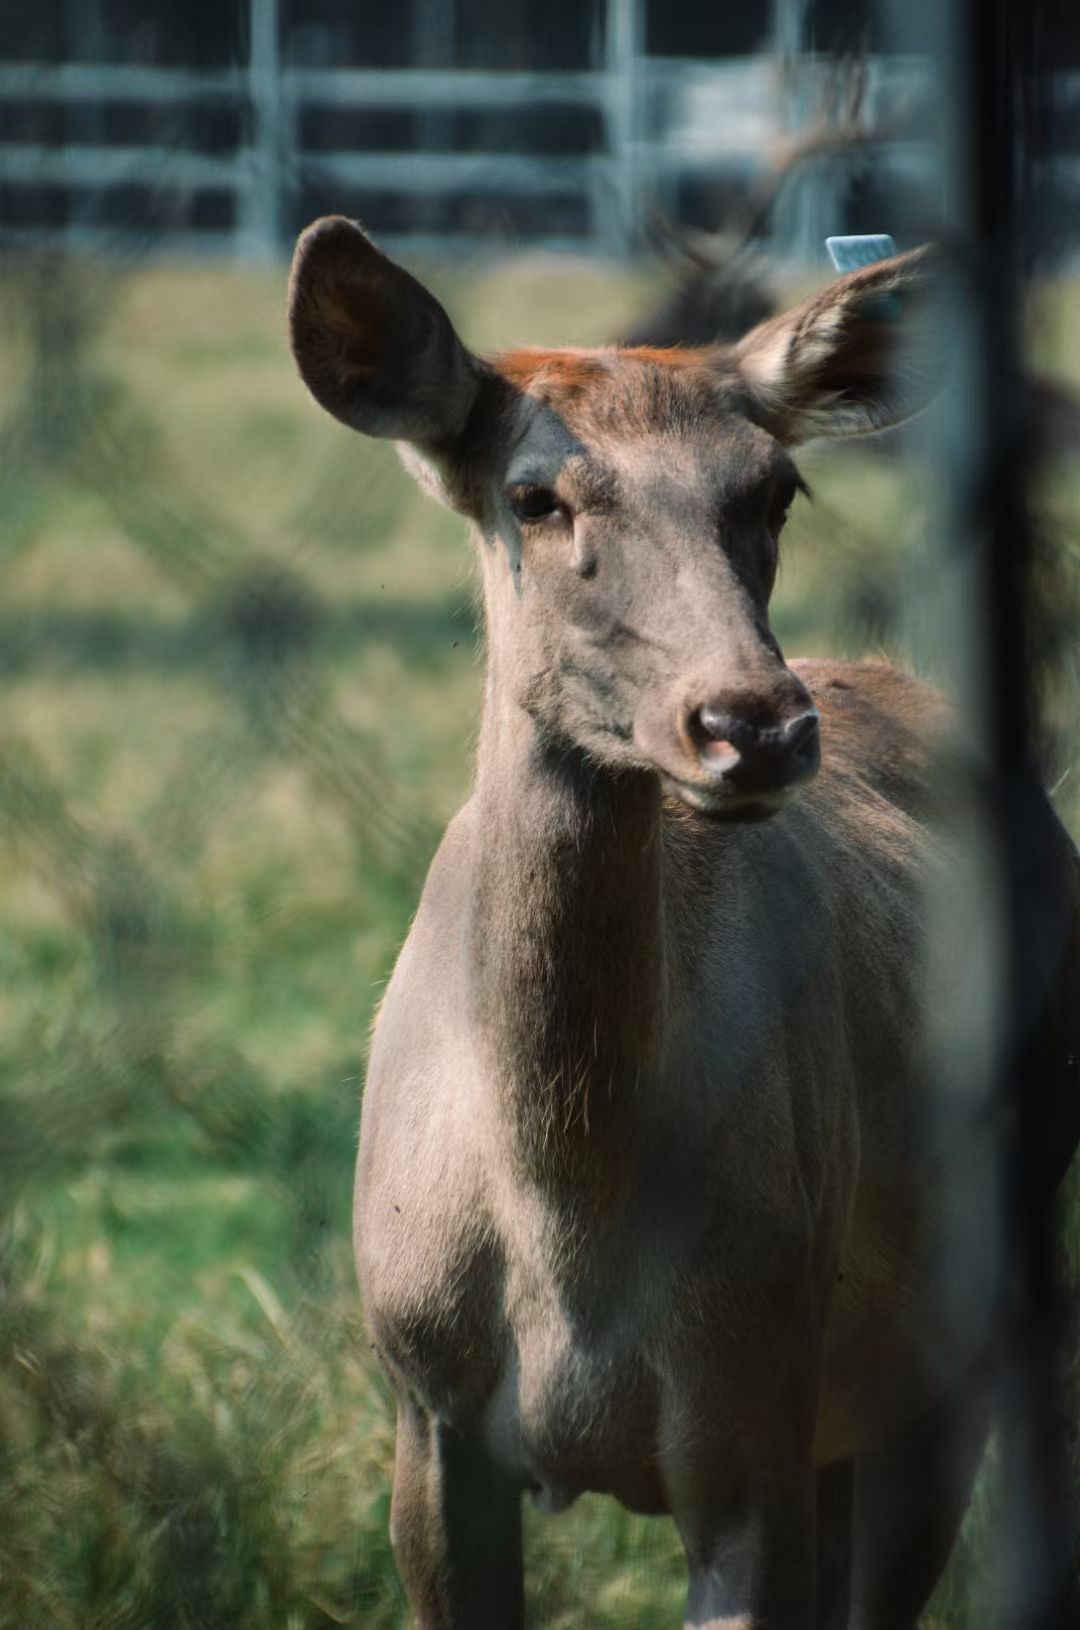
xmin=0 ymin=248 xmax=1078 ymax=1628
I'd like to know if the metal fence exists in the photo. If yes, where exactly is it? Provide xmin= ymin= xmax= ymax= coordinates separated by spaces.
xmin=1 ymin=2 xmax=1079 ymax=1627
xmin=0 ymin=0 xmax=949 ymax=260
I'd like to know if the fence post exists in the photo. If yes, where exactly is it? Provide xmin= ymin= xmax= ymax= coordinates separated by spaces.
xmin=887 ymin=0 xmax=1077 ymax=1620
xmin=955 ymin=4 xmax=1077 ymax=1622
xmin=244 ymin=0 xmax=285 ymax=261
xmin=770 ymin=0 xmax=843 ymax=261
xmin=604 ymin=0 xmax=645 ymax=254
xmin=64 ymin=0 xmax=106 ymax=245
xmin=413 ymin=0 xmax=456 ymax=240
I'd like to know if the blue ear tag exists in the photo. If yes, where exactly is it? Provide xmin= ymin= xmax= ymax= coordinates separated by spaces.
xmin=825 ymin=234 xmax=897 ymax=272
xmin=825 ymin=235 xmax=901 ymax=320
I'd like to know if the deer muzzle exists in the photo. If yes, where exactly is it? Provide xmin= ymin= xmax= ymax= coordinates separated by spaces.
xmin=653 ymin=682 xmax=821 ymax=818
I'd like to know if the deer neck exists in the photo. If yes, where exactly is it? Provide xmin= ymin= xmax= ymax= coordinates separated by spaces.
xmin=468 ymin=672 xmax=668 ymax=1194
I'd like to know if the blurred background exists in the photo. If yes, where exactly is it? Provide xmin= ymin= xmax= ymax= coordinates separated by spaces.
xmin=1 ymin=3 xmax=1079 ymax=1627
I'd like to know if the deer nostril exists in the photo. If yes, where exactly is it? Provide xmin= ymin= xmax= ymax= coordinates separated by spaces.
xmin=697 ymin=704 xmax=730 ymax=742
xmin=782 ymin=710 xmax=820 ymax=755
xmin=695 ymin=706 xmax=748 ymax=751
xmin=689 ymin=706 xmax=746 ymax=769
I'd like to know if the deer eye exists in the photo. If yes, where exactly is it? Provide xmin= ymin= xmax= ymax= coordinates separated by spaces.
xmin=507 ymin=485 xmax=563 ymax=525
xmin=769 ymin=471 xmax=809 ymax=534
xmin=770 ymin=498 xmax=792 ymax=535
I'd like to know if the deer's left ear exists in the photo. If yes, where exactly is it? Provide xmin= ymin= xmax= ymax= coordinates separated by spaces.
xmin=288 ymin=216 xmax=482 ymax=447
xmin=734 ymin=245 xmax=941 ymax=444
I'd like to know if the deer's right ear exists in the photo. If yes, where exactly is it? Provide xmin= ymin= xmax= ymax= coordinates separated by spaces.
xmin=288 ymin=217 xmax=481 ymax=446
xmin=734 ymin=245 xmax=941 ymax=444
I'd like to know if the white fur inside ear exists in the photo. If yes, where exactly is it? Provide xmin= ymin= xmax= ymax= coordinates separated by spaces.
xmin=740 ymin=302 xmax=848 ymax=399
xmin=738 ymin=325 xmax=795 ymax=394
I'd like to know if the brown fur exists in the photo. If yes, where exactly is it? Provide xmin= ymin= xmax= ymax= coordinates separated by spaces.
xmin=287 ymin=219 xmax=1080 ymax=1630
xmin=496 ymin=344 xmax=710 ymax=387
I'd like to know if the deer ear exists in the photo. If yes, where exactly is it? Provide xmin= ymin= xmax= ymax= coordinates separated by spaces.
xmin=288 ymin=216 xmax=480 ymax=445
xmin=734 ymin=245 xmax=941 ymax=444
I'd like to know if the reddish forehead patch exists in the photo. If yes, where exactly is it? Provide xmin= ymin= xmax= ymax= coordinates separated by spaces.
xmin=492 ymin=345 xmax=708 ymax=394
xmin=492 ymin=348 xmax=607 ymax=395
xmin=489 ymin=345 xmax=733 ymax=439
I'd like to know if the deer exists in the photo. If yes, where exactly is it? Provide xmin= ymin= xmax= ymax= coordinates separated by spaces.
xmin=622 ymin=54 xmax=1080 ymax=464
xmin=287 ymin=217 xmax=1080 ymax=1630
xmin=621 ymin=52 xmax=879 ymax=351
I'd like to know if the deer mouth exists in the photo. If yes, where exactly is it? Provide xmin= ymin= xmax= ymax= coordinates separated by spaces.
xmin=660 ymin=772 xmax=796 ymax=822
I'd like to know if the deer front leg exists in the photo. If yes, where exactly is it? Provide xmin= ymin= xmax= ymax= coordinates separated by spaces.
xmin=390 ymin=1399 xmax=524 ymax=1630
xmin=672 ymin=1430 xmax=817 ymax=1630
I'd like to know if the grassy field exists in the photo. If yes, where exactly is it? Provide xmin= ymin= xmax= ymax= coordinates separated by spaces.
xmin=1 ymin=247 xmax=1079 ymax=1629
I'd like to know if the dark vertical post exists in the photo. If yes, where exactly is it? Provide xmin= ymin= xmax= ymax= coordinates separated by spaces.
xmin=886 ymin=0 xmax=1076 ymax=1618
xmin=947 ymin=2 xmax=1075 ymax=1624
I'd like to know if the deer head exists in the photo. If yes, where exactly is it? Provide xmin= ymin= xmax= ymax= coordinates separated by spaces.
xmin=289 ymin=218 xmax=937 ymax=819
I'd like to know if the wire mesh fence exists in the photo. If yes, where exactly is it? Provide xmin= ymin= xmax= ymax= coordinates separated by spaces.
xmin=2 ymin=3 xmax=1080 ymax=1628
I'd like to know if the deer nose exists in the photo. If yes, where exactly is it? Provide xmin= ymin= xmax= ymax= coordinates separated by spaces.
xmin=688 ymin=703 xmax=821 ymax=796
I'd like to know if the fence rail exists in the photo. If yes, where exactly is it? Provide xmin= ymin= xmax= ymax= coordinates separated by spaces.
xmin=0 ymin=53 xmax=853 ymax=260
xmin=0 ymin=47 xmax=1075 ymax=258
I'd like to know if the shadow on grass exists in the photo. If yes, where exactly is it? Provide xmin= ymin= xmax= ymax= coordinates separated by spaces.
xmin=0 ymin=593 xmax=477 ymax=680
